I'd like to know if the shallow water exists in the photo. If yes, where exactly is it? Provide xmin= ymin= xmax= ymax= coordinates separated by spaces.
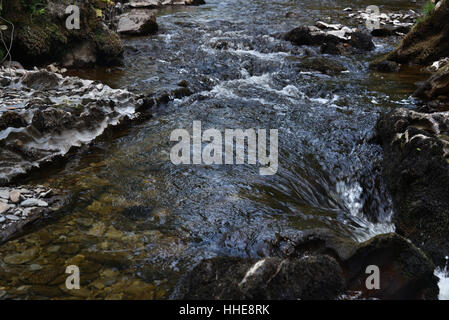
xmin=0 ymin=0 xmax=432 ymax=299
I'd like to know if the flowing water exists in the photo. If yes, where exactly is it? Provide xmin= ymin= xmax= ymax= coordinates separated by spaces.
xmin=0 ymin=0 xmax=434 ymax=299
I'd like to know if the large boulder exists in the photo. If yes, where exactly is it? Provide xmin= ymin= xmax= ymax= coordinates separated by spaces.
xmin=414 ymin=63 xmax=449 ymax=101
xmin=385 ymin=0 xmax=449 ymax=66
xmin=117 ymin=9 xmax=158 ymax=36
xmin=277 ymin=230 xmax=439 ymax=299
xmin=376 ymin=108 xmax=449 ymax=266
xmin=173 ymin=255 xmax=345 ymax=300
xmin=284 ymin=25 xmax=374 ymax=55
xmin=2 ymin=0 xmax=123 ymax=68
xmin=174 ymin=230 xmax=438 ymax=300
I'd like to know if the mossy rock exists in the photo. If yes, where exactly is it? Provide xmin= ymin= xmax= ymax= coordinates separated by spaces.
xmin=2 ymin=0 xmax=123 ymax=68
xmin=384 ymin=0 xmax=449 ymax=66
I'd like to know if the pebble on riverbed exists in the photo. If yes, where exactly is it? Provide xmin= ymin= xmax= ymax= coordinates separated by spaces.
xmin=0 ymin=185 xmax=66 ymax=243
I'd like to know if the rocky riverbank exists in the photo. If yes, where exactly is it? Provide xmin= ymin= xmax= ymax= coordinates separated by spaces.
xmin=372 ymin=0 xmax=449 ymax=267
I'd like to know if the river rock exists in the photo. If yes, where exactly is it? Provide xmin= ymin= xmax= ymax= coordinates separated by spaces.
xmin=348 ymin=31 xmax=375 ymax=51
xmin=295 ymin=56 xmax=346 ymax=75
xmin=284 ymin=25 xmax=374 ymax=54
xmin=0 ymin=190 xmax=9 ymax=199
xmin=0 ymin=111 xmax=28 ymax=131
xmin=369 ymin=60 xmax=400 ymax=73
xmin=3 ymin=248 xmax=38 ymax=265
xmin=376 ymin=108 xmax=449 ymax=267
xmin=1 ymin=0 xmax=123 ymax=68
xmin=414 ymin=64 xmax=449 ymax=101
xmin=21 ymin=70 xmax=60 ymax=90
xmin=0 ymin=68 xmax=144 ymax=183
xmin=383 ymin=0 xmax=447 ymax=65
xmin=117 ymin=10 xmax=158 ymax=36
xmin=173 ymin=255 xmax=345 ymax=300
xmin=0 ymin=202 xmax=10 ymax=214
xmin=9 ymin=190 xmax=20 ymax=203
xmin=20 ymin=199 xmax=48 ymax=207
xmin=61 ymin=41 xmax=97 ymax=68
xmin=270 ymin=230 xmax=439 ymax=299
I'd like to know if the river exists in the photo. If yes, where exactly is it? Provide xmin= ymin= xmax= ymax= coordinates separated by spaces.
xmin=0 ymin=0 xmax=437 ymax=299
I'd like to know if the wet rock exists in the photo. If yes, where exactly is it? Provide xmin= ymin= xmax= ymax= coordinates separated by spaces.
xmin=3 ymin=248 xmax=38 ymax=265
xmin=21 ymin=70 xmax=60 ymax=90
xmin=0 ymin=112 xmax=28 ymax=131
xmin=238 ymin=256 xmax=345 ymax=300
xmin=117 ymin=10 xmax=158 ymax=36
xmin=9 ymin=190 xmax=21 ymax=203
xmin=271 ymin=230 xmax=439 ymax=299
xmin=0 ymin=190 xmax=8 ymax=199
xmin=2 ymin=61 xmax=24 ymax=70
xmin=348 ymin=32 xmax=375 ymax=51
xmin=21 ymin=266 xmax=64 ymax=285
xmin=31 ymin=285 xmax=62 ymax=298
xmin=0 ymin=185 xmax=67 ymax=244
xmin=369 ymin=60 xmax=400 ymax=73
xmin=285 ymin=25 xmax=373 ymax=54
xmin=31 ymin=108 xmax=73 ymax=135
xmin=0 ymin=68 xmax=142 ymax=183
xmin=385 ymin=0 xmax=448 ymax=66
xmin=1 ymin=0 xmax=123 ymax=68
xmin=320 ymin=41 xmax=349 ymax=55
xmin=295 ymin=57 xmax=346 ymax=75
xmin=284 ymin=26 xmax=340 ymax=46
xmin=344 ymin=234 xmax=438 ymax=299
xmin=174 ymin=255 xmax=346 ymax=300
xmin=414 ymin=64 xmax=449 ymax=101
xmin=371 ymin=25 xmax=411 ymax=37
xmin=62 ymin=42 xmax=97 ymax=68
xmin=0 ymin=202 xmax=10 ymax=214
xmin=376 ymin=108 xmax=449 ymax=266
xmin=20 ymin=199 xmax=48 ymax=207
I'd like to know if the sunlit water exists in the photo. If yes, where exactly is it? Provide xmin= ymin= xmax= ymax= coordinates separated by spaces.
xmin=0 ymin=0 xmax=435 ymax=299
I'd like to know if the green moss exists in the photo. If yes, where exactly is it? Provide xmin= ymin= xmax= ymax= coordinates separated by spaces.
xmin=2 ymin=0 xmax=123 ymax=67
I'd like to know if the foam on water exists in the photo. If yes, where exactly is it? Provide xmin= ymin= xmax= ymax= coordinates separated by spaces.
xmin=336 ymin=180 xmax=395 ymax=242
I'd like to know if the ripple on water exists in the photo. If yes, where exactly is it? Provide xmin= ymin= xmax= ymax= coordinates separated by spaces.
xmin=0 ymin=0 xmax=429 ymax=299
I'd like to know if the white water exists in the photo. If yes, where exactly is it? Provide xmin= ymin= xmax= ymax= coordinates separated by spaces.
xmin=435 ymin=261 xmax=449 ymax=300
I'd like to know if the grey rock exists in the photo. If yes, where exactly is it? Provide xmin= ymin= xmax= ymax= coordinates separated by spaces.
xmin=117 ymin=10 xmax=158 ymax=36
xmin=0 ymin=190 xmax=9 ymax=199
xmin=20 ymin=198 xmax=48 ymax=207
xmin=0 ymin=202 xmax=10 ymax=214
xmin=6 ymin=215 xmax=19 ymax=221
xmin=9 ymin=190 xmax=21 ymax=203
xmin=62 ymin=41 xmax=97 ymax=68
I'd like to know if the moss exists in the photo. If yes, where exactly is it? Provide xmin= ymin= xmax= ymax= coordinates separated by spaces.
xmin=2 ymin=0 xmax=123 ymax=67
